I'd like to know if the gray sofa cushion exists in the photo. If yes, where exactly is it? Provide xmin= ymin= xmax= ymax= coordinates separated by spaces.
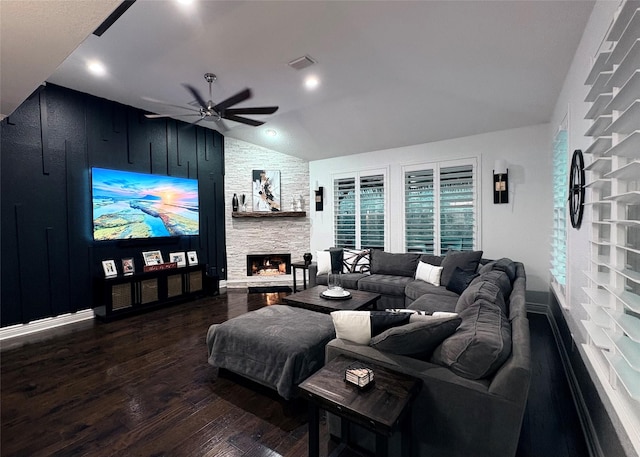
xmin=479 ymin=257 xmax=517 ymax=282
xmin=419 ymin=254 xmax=444 ymax=266
xmin=369 ymin=316 xmax=462 ymax=360
xmin=440 ymin=250 xmax=483 ymax=287
xmin=370 ymin=250 xmax=421 ymax=277
xmin=407 ymin=293 xmax=458 ymax=314
xmin=456 ymin=279 xmax=506 ymax=315
xmin=432 ymin=298 xmax=512 ymax=380
xmin=471 ymin=270 xmax=513 ymax=298
xmin=358 ymin=274 xmax=414 ymax=296
xmin=405 ymin=279 xmax=460 ymax=301
xmin=316 ymin=272 xmax=366 ymax=290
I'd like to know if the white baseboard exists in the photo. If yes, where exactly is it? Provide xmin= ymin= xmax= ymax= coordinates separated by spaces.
xmin=0 ymin=310 xmax=95 ymax=342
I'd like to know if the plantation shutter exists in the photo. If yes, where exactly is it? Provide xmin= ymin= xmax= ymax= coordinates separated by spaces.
xmin=334 ymin=177 xmax=356 ymax=248
xmin=359 ymin=174 xmax=385 ymax=249
xmin=404 ymin=169 xmax=435 ymax=253
xmin=551 ymin=128 xmax=568 ymax=287
xmin=439 ymin=164 xmax=476 ymax=252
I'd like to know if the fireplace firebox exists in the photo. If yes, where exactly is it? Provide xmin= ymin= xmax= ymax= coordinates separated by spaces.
xmin=246 ymin=254 xmax=292 ymax=276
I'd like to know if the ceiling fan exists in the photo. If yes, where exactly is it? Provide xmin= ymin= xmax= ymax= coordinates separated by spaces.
xmin=144 ymin=73 xmax=278 ymax=129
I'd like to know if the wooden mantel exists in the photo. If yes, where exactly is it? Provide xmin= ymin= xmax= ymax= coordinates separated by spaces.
xmin=231 ymin=211 xmax=306 ymax=218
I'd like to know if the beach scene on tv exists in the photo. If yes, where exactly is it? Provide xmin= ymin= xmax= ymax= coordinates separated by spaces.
xmin=92 ymin=168 xmax=199 ymax=241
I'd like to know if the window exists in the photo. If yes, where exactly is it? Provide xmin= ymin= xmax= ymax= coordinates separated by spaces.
xmin=334 ymin=172 xmax=385 ymax=249
xmin=404 ymin=160 xmax=477 ymax=254
xmin=551 ymin=125 xmax=568 ymax=288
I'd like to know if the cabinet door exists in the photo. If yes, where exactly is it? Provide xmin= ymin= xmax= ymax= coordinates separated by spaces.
xmin=111 ymin=282 xmax=134 ymax=311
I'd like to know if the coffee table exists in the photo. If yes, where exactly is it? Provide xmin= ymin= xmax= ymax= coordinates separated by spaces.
xmin=283 ymin=285 xmax=380 ymax=313
xmin=299 ymin=354 xmax=421 ymax=457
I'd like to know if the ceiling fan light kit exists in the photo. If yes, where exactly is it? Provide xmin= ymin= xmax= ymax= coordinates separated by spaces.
xmin=144 ymin=72 xmax=278 ymax=129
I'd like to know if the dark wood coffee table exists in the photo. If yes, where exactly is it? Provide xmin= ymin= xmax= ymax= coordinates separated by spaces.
xmin=299 ymin=354 xmax=421 ymax=457
xmin=283 ymin=285 xmax=380 ymax=313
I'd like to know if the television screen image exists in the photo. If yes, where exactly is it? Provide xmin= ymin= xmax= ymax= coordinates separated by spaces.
xmin=92 ymin=167 xmax=199 ymax=241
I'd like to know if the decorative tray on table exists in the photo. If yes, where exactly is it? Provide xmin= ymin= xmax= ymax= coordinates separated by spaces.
xmin=320 ymin=289 xmax=352 ymax=300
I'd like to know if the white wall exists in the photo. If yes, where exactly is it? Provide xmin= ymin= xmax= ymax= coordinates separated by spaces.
xmin=309 ymin=124 xmax=552 ymax=292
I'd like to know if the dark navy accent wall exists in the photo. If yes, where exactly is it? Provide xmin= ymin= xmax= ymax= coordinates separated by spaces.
xmin=1 ymin=84 xmax=226 ymax=327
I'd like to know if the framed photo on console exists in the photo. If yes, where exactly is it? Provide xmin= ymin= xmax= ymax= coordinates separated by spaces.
xmin=187 ymin=251 xmax=198 ymax=266
xmin=102 ymin=259 xmax=118 ymax=277
xmin=169 ymin=252 xmax=187 ymax=267
xmin=121 ymin=258 xmax=135 ymax=275
xmin=142 ymin=250 xmax=163 ymax=266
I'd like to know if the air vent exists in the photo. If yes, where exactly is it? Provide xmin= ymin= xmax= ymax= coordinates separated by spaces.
xmin=288 ymin=55 xmax=316 ymax=71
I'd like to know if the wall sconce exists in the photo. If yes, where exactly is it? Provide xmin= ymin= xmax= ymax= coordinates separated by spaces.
xmin=493 ymin=160 xmax=509 ymax=204
xmin=314 ymin=186 xmax=324 ymax=211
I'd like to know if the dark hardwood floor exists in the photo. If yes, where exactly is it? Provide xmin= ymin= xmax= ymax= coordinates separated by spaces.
xmin=1 ymin=291 xmax=589 ymax=457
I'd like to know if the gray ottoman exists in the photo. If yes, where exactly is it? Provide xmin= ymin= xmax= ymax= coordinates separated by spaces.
xmin=206 ymin=305 xmax=335 ymax=399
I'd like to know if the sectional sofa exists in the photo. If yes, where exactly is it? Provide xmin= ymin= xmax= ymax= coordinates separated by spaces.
xmin=310 ymin=249 xmax=531 ymax=457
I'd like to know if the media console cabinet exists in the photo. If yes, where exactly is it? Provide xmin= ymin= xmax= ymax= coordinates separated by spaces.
xmin=94 ymin=264 xmax=213 ymax=321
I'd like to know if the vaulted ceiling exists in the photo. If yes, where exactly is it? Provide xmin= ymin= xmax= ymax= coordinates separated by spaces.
xmin=2 ymin=0 xmax=595 ymax=161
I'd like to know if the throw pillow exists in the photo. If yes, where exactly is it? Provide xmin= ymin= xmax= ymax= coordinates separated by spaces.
xmin=440 ymin=250 xmax=483 ymax=288
xmin=343 ymin=248 xmax=371 ymax=274
xmin=316 ymin=251 xmax=331 ymax=275
xmin=369 ymin=316 xmax=462 ymax=360
xmin=431 ymin=298 xmax=512 ymax=380
xmin=446 ymin=266 xmax=479 ymax=295
xmin=331 ymin=310 xmax=411 ymax=344
xmin=328 ymin=248 xmax=344 ymax=273
xmin=415 ymin=261 xmax=444 ymax=286
xmin=370 ymin=250 xmax=422 ymax=277
xmin=317 ymin=249 xmax=344 ymax=275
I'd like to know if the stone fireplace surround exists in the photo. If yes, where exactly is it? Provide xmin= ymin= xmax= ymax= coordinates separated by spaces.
xmin=224 ymin=137 xmax=310 ymax=289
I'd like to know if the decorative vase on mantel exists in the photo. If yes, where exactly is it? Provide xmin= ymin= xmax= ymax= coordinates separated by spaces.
xmin=232 ymin=193 xmax=239 ymax=212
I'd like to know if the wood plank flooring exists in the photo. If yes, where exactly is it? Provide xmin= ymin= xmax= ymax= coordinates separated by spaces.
xmin=1 ymin=291 xmax=589 ymax=457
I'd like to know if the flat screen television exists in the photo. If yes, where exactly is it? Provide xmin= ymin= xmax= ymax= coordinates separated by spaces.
xmin=91 ymin=167 xmax=199 ymax=241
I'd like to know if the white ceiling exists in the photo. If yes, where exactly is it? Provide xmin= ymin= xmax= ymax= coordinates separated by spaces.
xmin=3 ymin=0 xmax=595 ymax=161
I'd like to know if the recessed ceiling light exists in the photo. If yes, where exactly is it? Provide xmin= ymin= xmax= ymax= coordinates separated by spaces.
xmin=265 ymin=129 xmax=277 ymax=137
xmin=305 ymin=76 xmax=320 ymax=90
xmin=176 ymin=0 xmax=194 ymax=4
xmin=87 ymin=60 xmax=106 ymax=76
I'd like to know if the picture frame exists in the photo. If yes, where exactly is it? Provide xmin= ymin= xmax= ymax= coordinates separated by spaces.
xmin=169 ymin=251 xmax=187 ymax=267
xmin=142 ymin=250 xmax=164 ymax=266
xmin=121 ymin=257 xmax=135 ymax=275
xmin=187 ymin=251 xmax=199 ymax=266
xmin=102 ymin=260 xmax=118 ymax=277
xmin=252 ymin=169 xmax=281 ymax=212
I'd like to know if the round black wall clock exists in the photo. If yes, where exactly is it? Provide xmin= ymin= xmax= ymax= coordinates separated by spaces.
xmin=569 ymin=149 xmax=585 ymax=229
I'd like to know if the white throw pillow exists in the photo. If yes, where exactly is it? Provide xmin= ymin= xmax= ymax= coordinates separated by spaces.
xmin=331 ymin=310 xmax=373 ymax=344
xmin=415 ymin=261 xmax=444 ymax=286
xmin=316 ymin=251 xmax=331 ymax=275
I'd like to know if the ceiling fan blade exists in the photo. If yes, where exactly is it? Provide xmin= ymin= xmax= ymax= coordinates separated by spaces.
xmin=224 ymin=106 xmax=279 ymax=115
xmin=182 ymin=83 xmax=209 ymax=109
xmin=142 ymin=96 xmax=200 ymax=112
xmin=145 ymin=113 xmax=201 ymax=119
xmin=222 ymin=113 xmax=264 ymax=127
xmin=214 ymin=88 xmax=252 ymax=112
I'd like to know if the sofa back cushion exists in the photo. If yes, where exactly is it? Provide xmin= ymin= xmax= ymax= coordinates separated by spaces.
xmin=440 ymin=250 xmax=483 ymax=287
xmin=370 ymin=250 xmax=421 ymax=277
xmin=456 ymin=279 xmax=506 ymax=315
xmin=479 ymin=257 xmax=517 ymax=282
xmin=471 ymin=270 xmax=513 ymax=298
xmin=432 ymin=299 xmax=512 ymax=380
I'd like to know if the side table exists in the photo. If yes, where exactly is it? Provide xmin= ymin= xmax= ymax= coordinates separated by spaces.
xmin=291 ymin=261 xmax=314 ymax=292
xmin=298 ymin=355 xmax=421 ymax=457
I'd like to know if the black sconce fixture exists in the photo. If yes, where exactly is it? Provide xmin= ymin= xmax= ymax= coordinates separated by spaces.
xmin=493 ymin=160 xmax=509 ymax=204
xmin=315 ymin=186 xmax=324 ymax=211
